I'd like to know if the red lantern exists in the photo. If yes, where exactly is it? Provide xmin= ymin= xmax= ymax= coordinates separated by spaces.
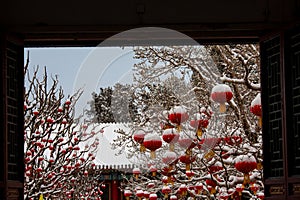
xmin=257 ymin=192 xmax=264 ymax=200
xmin=161 ymin=165 xmax=173 ymax=176
xmin=132 ymin=167 xmax=141 ymax=179
xmin=46 ymin=117 xmax=54 ymax=123
xmin=190 ymin=112 xmax=210 ymax=137
xmin=170 ymin=195 xmax=178 ymax=200
xmin=133 ymin=129 xmax=146 ymax=152
xmin=190 ymin=118 xmax=209 ymax=128
xmin=162 ymin=176 xmax=169 ymax=185
xmin=168 ymin=106 xmax=189 ymax=130
xmin=206 ymin=179 xmax=217 ymax=187
xmin=33 ymin=110 xmax=39 ymax=116
xmin=136 ymin=190 xmax=144 ymax=200
xmin=61 ymin=118 xmax=67 ymax=124
xmin=178 ymin=132 xmax=196 ymax=150
xmin=224 ymin=135 xmax=243 ymax=145
xmin=178 ymin=184 xmax=188 ymax=196
xmin=149 ymin=165 xmax=157 ymax=177
xmin=162 ymin=151 xmax=177 ymax=165
xmin=143 ymin=133 xmax=162 ymax=159
xmin=65 ymin=99 xmax=71 ymax=105
xmin=147 ymin=182 xmax=155 ymax=188
xmin=185 ymin=170 xmax=194 ymax=179
xmin=149 ymin=193 xmax=157 ymax=200
xmin=250 ymin=183 xmax=259 ymax=195
xmin=234 ymin=155 xmax=257 ymax=185
xmin=206 ymin=179 xmax=217 ymax=194
xmin=124 ymin=190 xmax=132 ymax=200
xmin=236 ymin=184 xmax=244 ymax=196
xmin=179 ymin=154 xmax=195 ymax=171
xmin=162 ymin=185 xmax=171 ymax=198
xmin=211 ymin=84 xmax=233 ymax=113
xmin=195 ymin=183 xmax=203 ymax=194
xmin=209 ymin=161 xmax=223 ymax=174
xmin=250 ymin=93 xmax=262 ymax=127
xmin=144 ymin=191 xmax=150 ymax=199
xmin=162 ymin=128 xmax=179 ymax=151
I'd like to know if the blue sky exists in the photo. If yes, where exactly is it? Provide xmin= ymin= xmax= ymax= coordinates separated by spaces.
xmin=24 ymin=47 xmax=136 ymax=115
xmin=24 ymin=47 xmax=138 ymax=165
xmin=24 ymin=27 xmax=197 ymax=116
xmin=25 ymin=47 xmax=91 ymax=95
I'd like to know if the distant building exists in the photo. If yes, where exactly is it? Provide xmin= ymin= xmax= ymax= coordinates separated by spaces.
xmin=93 ymin=123 xmax=134 ymax=200
xmin=95 ymin=164 xmax=134 ymax=200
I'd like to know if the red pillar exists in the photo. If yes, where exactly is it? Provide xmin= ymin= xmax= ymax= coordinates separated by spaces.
xmin=111 ymin=180 xmax=119 ymax=200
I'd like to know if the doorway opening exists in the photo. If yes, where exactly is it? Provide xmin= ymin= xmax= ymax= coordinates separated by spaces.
xmin=24 ymin=40 xmax=262 ymax=200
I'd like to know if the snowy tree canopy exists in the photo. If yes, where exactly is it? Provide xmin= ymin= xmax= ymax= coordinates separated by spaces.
xmin=100 ymin=44 xmax=264 ymax=200
xmin=24 ymin=62 xmax=105 ymax=200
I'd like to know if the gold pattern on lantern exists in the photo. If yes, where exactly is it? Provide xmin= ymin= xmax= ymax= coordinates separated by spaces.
xmin=150 ymin=151 xmax=156 ymax=159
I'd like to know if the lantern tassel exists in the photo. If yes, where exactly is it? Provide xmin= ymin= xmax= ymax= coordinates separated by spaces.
xmin=167 ymin=176 xmax=174 ymax=185
xmin=243 ymin=173 xmax=250 ymax=185
xmin=219 ymin=103 xmax=226 ymax=113
xmin=176 ymin=125 xmax=182 ymax=132
xmin=169 ymin=164 xmax=174 ymax=171
xmin=251 ymin=184 xmax=258 ymax=195
xmin=186 ymin=149 xmax=191 ymax=156
xmin=258 ymin=116 xmax=262 ymax=128
xmin=169 ymin=143 xmax=175 ymax=152
xmin=186 ymin=163 xmax=191 ymax=171
xmin=140 ymin=144 xmax=146 ymax=152
xmin=257 ymin=161 xmax=263 ymax=170
xmin=134 ymin=174 xmax=139 ymax=180
xmin=150 ymin=151 xmax=156 ymax=159
xmin=210 ymin=187 xmax=216 ymax=194
xmin=167 ymin=176 xmax=171 ymax=184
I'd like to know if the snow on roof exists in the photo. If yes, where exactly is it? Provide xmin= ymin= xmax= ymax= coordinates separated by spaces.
xmin=92 ymin=123 xmax=132 ymax=166
xmin=25 ymin=122 xmax=133 ymax=170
